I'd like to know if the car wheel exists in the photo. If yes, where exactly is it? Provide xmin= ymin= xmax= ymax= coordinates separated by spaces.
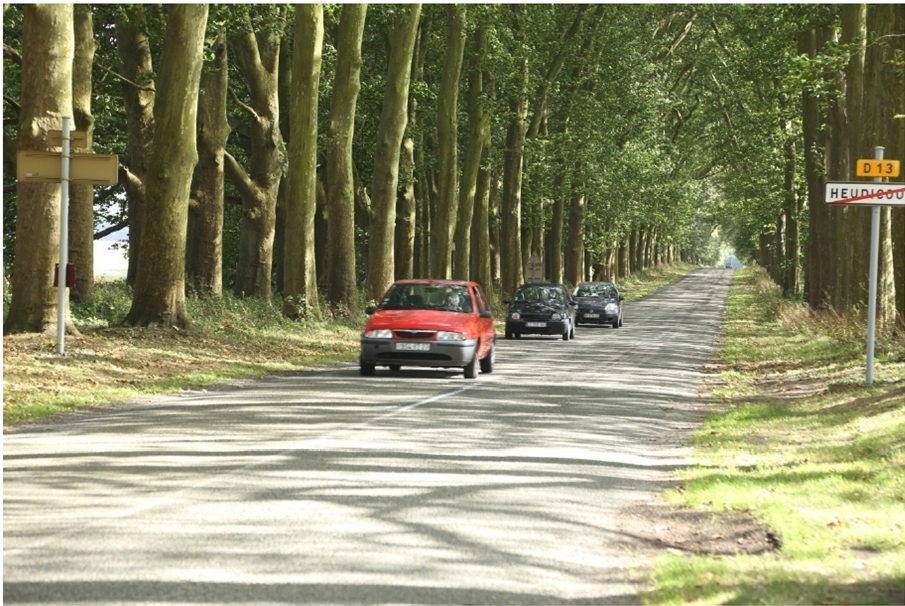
xmin=389 ymin=365 xmax=401 ymax=372
xmin=464 ymin=353 xmax=478 ymax=379
xmin=612 ymin=317 xmax=619 ymax=329
xmin=570 ymin=324 xmax=576 ymax=339
xmin=360 ymin=359 xmax=376 ymax=376
xmin=480 ymin=344 xmax=495 ymax=374
xmin=505 ymin=331 xmax=513 ymax=340
xmin=562 ymin=323 xmax=571 ymax=341
xmin=619 ymin=314 xmax=624 ymax=327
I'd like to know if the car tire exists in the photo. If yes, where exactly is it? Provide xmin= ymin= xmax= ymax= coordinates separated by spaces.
xmin=562 ymin=323 xmax=571 ymax=341
xmin=619 ymin=315 xmax=624 ymax=327
xmin=570 ymin=324 xmax=576 ymax=339
xmin=389 ymin=365 xmax=401 ymax=372
xmin=480 ymin=344 xmax=495 ymax=374
xmin=464 ymin=353 xmax=478 ymax=379
xmin=505 ymin=331 xmax=513 ymax=340
xmin=360 ymin=359 xmax=376 ymax=376
xmin=612 ymin=318 xmax=619 ymax=329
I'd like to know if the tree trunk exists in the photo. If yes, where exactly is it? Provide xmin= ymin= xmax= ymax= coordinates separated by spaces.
xmin=501 ymin=5 xmax=528 ymax=299
xmin=471 ymin=147 xmax=493 ymax=294
xmin=862 ymin=3 xmax=903 ymax=325
xmin=409 ymin=8 xmax=431 ymax=281
xmin=489 ymin=171 xmax=502 ymax=291
xmin=453 ymin=24 xmax=489 ymax=281
xmin=395 ymin=138 xmax=416 ymax=280
xmin=564 ymin=191 xmax=586 ymax=287
xmin=187 ymin=32 xmax=228 ymax=297
xmin=68 ymin=4 xmax=95 ymax=303
xmin=5 ymin=4 xmax=76 ymax=335
xmin=782 ymin=131 xmax=799 ymax=296
xmin=283 ymin=4 xmax=324 ymax=316
xmin=430 ymin=5 xmax=467 ymax=279
xmin=367 ymin=4 xmax=421 ymax=302
xmin=800 ymin=29 xmax=825 ymax=308
xmin=116 ymin=6 xmax=156 ymax=287
xmin=124 ymin=4 xmax=208 ymax=328
xmin=326 ymin=4 xmax=367 ymax=314
xmin=227 ymin=7 xmax=284 ymax=300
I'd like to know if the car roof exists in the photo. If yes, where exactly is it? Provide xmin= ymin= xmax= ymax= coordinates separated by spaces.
xmin=391 ymin=279 xmax=475 ymax=287
xmin=577 ymin=281 xmax=616 ymax=286
xmin=518 ymin=282 xmax=564 ymax=288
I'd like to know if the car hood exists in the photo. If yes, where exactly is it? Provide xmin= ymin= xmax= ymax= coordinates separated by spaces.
xmin=575 ymin=296 xmax=617 ymax=305
xmin=365 ymin=309 xmax=477 ymax=332
xmin=508 ymin=301 xmax=567 ymax=314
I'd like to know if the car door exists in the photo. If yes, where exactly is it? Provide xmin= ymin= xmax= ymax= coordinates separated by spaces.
xmin=473 ymin=285 xmax=495 ymax=355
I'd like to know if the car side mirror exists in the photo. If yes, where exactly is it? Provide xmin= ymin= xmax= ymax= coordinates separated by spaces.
xmin=365 ymin=306 xmax=376 ymax=315
xmin=503 ymin=299 xmax=510 ymax=304
xmin=619 ymin=296 xmax=625 ymax=301
xmin=479 ymin=310 xmax=493 ymax=319
xmin=569 ymin=300 xmax=578 ymax=306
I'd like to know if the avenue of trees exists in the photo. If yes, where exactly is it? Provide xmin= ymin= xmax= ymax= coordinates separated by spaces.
xmin=3 ymin=4 xmax=903 ymax=333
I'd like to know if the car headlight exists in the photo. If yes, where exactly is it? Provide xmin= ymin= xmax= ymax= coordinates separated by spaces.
xmin=436 ymin=331 xmax=465 ymax=341
xmin=510 ymin=312 xmax=521 ymax=321
xmin=364 ymin=329 xmax=392 ymax=339
xmin=551 ymin=313 xmax=562 ymax=321
xmin=605 ymin=303 xmax=619 ymax=313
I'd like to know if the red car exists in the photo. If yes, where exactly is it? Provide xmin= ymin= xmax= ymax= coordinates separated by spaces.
xmin=360 ymin=279 xmax=496 ymax=378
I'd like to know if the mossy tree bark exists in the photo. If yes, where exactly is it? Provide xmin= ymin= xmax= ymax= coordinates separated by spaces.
xmin=395 ymin=137 xmax=416 ymax=280
xmin=124 ymin=4 xmax=208 ymax=328
xmin=284 ymin=4 xmax=324 ymax=317
xmin=5 ymin=4 xmax=76 ymax=335
xmin=187 ymin=32 xmax=228 ymax=297
xmin=366 ymin=4 xmax=421 ymax=302
xmin=325 ymin=4 xmax=367 ymax=315
xmin=68 ymin=4 xmax=95 ymax=303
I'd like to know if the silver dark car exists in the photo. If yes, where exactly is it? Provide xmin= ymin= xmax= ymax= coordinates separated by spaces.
xmin=572 ymin=282 xmax=624 ymax=328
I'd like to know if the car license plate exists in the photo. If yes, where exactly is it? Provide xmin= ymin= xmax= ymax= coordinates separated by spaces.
xmin=525 ymin=322 xmax=546 ymax=328
xmin=395 ymin=342 xmax=430 ymax=351
xmin=584 ymin=314 xmax=600 ymax=319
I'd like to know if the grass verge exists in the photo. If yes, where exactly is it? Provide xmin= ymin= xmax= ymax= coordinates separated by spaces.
xmin=3 ymin=264 xmax=698 ymax=427
xmin=642 ymin=267 xmax=905 ymax=606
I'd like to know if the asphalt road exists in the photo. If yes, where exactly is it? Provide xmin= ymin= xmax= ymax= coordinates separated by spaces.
xmin=3 ymin=268 xmax=734 ymax=605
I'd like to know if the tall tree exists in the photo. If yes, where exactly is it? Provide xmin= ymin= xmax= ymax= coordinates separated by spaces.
xmin=453 ymin=23 xmax=491 ymax=281
xmin=366 ymin=4 xmax=422 ymax=302
xmin=283 ymin=3 xmax=324 ymax=317
xmin=68 ymin=4 xmax=95 ymax=303
xmin=5 ymin=4 xmax=75 ymax=334
xmin=124 ymin=4 xmax=208 ymax=327
xmin=187 ymin=31 xmax=229 ymax=297
xmin=430 ymin=5 xmax=467 ymax=279
xmin=325 ymin=4 xmax=367 ymax=314
xmin=501 ymin=4 xmax=529 ymax=298
xmin=224 ymin=6 xmax=284 ymax=299
xmin=115 ymin=6 xmax=156 ymax=286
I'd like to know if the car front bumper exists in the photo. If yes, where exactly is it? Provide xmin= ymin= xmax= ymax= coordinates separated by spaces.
xmin=360 ymin=338 xmax=479 ymax=368
xmin=576 ymin=309 xmax=618 ymax=324
xmin=505 ymin=319 xmax=569 ymax=335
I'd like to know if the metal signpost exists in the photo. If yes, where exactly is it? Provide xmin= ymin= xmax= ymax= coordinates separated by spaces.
xmin=825 ymin=146 xmax=903 ymax=386
xmin=16 ymin=120 xmax=118 ymax=355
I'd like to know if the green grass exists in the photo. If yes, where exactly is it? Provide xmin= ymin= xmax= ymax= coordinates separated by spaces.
xmin=642 ymin=267 xmax=905 ymax=606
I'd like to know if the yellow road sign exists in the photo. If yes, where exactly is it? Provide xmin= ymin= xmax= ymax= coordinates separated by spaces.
xmin=17 ymin=151 xmax=119 ymax=185
xmin=856 ymin=159 xmax=900 ymax=178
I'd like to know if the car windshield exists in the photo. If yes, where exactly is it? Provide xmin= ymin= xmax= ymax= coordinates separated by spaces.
xmin=513 ymin=286 xmax=565 ymax=304
xmin=575 ymin=284 xmax=616 ymax=298
xmin=380 ymin=284 xmax=473 ymax=313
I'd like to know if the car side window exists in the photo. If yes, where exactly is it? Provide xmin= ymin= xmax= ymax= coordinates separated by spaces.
xmin=473 ymin=286 xmax=490 ymax=312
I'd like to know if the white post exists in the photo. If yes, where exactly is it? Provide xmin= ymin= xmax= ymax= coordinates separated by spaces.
xmin=57 ymin=116 xmax=71 ymax=356
xmin=865 ymin=146 xmax=883 ymax=386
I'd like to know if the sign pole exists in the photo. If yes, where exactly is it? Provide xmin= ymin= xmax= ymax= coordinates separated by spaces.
xmin=865 ymin=146 xmax=883 ymax=386
xmin=57 ymin=117 xmax=71 ymax=356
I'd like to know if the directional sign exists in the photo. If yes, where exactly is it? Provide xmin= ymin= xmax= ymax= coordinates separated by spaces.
xmin=17 ymin=151 xmax=118 ymax=185
xmin=824 ymin=182 xmax=905 ymax=207
xmin=47 ymin=130 xmax=89 ymax=148
xmin=856 ymin=159 xmax=900 ymax=178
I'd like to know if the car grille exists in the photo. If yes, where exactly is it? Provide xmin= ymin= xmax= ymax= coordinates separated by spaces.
xmin=519 ymin=312 xmax=555 ymax=321
xmin=393 ymin=329 xmax=437 ymax=339
xmin=376 ymin=352 xmax=452 ymax=361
